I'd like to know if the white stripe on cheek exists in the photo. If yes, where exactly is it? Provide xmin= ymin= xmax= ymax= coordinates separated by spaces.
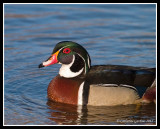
xmin=59 ymin=55 xmax=84 ymax=78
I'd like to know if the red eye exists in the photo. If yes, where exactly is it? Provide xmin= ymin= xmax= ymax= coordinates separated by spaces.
xmin=63 ymin=48 xmax=71 ymax=54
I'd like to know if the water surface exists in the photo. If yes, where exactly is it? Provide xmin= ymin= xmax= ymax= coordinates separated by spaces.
xmin=4 ymin=4 xmax=156 ymax=125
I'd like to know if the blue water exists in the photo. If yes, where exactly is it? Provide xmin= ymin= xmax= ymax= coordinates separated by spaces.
xmin=4 ymin=4 xmax=156 ymax=125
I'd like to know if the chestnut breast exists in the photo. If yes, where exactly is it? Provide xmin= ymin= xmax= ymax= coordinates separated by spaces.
xmin=47 ymin=75 xmax=83 ymax=105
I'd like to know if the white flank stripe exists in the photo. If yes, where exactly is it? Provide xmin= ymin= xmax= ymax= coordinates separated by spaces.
xmin=96 ymin=84 xmax=137 ymax=91
xmin=78 ymin=82 xmax=84 ymax=105
xmin=119 ymin=84 xmax=138 ymax=91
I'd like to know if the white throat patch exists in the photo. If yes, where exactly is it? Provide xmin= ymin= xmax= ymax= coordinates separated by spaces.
xmin=59 ymin=55 xmax=84 ymax=78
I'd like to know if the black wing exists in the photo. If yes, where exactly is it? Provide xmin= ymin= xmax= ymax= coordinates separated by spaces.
xmin=87 ymin=65 xmax=155 ymax=87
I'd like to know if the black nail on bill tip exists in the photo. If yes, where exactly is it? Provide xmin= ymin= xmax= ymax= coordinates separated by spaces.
xmin=38 ymin=63 xmax=44 ymax=68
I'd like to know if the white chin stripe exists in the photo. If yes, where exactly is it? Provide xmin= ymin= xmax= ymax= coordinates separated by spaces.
xmin=59 ymin=55 xmax=84 ymax=78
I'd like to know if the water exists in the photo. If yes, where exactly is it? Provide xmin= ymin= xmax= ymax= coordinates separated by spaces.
xmin=4 ymin=4 xmax=156 ymax=125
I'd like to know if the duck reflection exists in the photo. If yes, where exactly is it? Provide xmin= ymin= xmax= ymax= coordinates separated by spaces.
xmin=47 ymin=100 xmax=156 ymax=125
xmin=46 ymin=100 xmax=88 ymax=125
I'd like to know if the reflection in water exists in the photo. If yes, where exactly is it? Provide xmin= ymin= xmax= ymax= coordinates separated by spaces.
xmin=47 ymin=101 xmax=81 ymax=125
xmin=47 ymin=101 xmax=156 ymax=125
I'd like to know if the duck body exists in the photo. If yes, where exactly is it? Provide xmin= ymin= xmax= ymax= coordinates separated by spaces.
xmin=39 ymin=41 xmax=156 ymax=106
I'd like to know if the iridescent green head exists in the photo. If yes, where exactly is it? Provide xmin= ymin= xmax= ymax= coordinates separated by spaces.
xmin=39 ymin=41 xmax=91 ymax=78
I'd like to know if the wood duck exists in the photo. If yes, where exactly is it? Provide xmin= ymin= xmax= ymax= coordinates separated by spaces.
xmin=39 ymin=41 xmax=156 ymax=106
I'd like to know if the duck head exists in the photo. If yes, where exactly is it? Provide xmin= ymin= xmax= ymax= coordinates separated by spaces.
xmin=39 ymin=41 xmax=91 ymax=78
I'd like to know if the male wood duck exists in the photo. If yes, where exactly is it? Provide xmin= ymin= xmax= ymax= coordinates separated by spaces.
xmin=39 ymin=41 xmax=156 ymax=106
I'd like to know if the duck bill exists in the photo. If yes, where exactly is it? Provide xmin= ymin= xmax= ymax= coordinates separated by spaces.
xmin=39 ymin=51 xmax=59 ymax=68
